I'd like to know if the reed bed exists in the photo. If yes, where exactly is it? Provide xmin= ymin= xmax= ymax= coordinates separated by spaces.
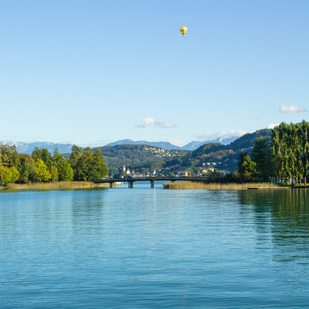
xmin=163 ymin=181 xmax=284 ymax=190
xmin=4 ymin=181 xmax=111 ymax=191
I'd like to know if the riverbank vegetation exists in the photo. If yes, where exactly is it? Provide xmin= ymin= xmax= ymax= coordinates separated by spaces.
xmin=0 ymin=145 xmax=108 ymax=186
xmin=235 ymin=121 xmax=309 ymax=185
xmin=3 ymin=181 xmax=111 ymax=191
xmin=163 ymin=182 xmax=283 ymax=190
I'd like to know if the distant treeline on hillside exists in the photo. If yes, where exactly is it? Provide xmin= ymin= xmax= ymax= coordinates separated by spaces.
xmin=98 ymin=129 xmax=272 ymax=176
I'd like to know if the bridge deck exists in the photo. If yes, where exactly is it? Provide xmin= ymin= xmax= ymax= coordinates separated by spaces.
xmin=94 ymin=177 xmax=206 ymax=184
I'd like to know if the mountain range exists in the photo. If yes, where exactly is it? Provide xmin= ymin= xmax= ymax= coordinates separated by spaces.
xmin=0 ymin=140 xmax=73 ymax=155
xmin=105 ymin=136 xmax=240 ymax=150
xmin=0 ymin=135 xmax=242 ymax=154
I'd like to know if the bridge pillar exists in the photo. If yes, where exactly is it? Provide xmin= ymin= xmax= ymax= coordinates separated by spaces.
xmin=128 ymin=181 xmax=134 ymax=188
xmin=109 ymin=182 xmax=113 ymax=188
xmin=150 ymin=180 xmax=155 ymax=188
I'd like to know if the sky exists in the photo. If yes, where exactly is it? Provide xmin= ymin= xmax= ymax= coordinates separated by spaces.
xmin=1 ymin=0 xmax=308 ymax=147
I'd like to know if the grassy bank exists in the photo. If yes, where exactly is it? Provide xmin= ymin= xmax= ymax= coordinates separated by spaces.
xmin=163 ymin=182 xmax=285 ymax=190
xmin=2 ymin=181 xmax=112 ymax=191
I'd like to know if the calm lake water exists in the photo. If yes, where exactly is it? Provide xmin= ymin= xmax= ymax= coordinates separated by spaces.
xmin=1 ymin=182 xmax=309 ymax=308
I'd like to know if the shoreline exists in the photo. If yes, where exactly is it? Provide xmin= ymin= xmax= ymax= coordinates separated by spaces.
xmin=163 ymin=182 xmax=288 ymax=190
xmin=1 ymin=181 xmax=112 ymax=191
xmin=0 ymin=181 xmax=297 ymax=191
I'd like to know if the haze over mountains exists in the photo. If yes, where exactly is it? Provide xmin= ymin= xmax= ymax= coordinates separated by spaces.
xmin=104 ymin=136 xmax=240 ymax=150
xmin=0 ymin=135 xmax=242 ymax=154
xmin=0 ymin=141 xmax=73 ymax=155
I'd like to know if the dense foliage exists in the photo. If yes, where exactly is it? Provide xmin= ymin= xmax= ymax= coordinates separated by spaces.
xmin=234 ymin=121 xmax=309 ymax=184
xmin=0 ymin=145 xmax=108 ymax=185
xmin=271 ymin=121 xmax=309 ymax=184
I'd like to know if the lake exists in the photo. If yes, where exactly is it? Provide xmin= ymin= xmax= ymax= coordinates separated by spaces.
xmin=1 ymin=182 xmax=309 ymax=308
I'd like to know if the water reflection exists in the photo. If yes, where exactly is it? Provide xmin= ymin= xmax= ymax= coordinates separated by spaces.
xmin=69 ymin=189 xmax=107 ymax=238
xmin=238 ymin=189 xmax=309 ymax=264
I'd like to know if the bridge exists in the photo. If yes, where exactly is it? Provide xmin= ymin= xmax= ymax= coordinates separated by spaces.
xmin=93 ymin=177 xmax=206 ymax=188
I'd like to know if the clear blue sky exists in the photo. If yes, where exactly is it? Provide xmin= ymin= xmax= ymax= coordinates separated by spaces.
xmin=1 ymin=0 xmax=308 ymax=146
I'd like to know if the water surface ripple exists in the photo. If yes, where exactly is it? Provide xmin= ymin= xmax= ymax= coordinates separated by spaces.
xmin=1 ymin=184 xmax=309 ymax=308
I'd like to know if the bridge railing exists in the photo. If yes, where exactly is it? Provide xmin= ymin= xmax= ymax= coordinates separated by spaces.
xmin=93 ymin=176 xmax=207 ymax=188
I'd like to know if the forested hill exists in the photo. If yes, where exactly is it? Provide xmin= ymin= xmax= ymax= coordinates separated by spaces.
xmin=228 ymin=129 xmax=272 ymax=152
xmin=97 ymin=144 xmax=188 ymax=170
xmin=163 ymin=129 xmax=272 ymax=173
xmin=95 ymin=129 xmax=272 ymax=175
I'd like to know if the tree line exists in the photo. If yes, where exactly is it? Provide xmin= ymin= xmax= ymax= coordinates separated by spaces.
xmin=236 ymin=120 xmax=309 ymax=185
xmin=0 ymin=145 xmax=108 ymax=185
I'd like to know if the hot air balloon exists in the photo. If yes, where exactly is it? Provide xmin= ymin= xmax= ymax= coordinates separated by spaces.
xmin=180 ymin=26 xmax=188 ymax=37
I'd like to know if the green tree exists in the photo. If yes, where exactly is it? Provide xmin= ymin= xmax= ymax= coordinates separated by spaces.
xmin=52 ymin=149 xmax=65 ymax=167
xmin=10 ymin=166 xmax=20 ymax=183
xmin=300 ymin=120 xmax=309 ymax=185
xmin=17 ymin=154 xmax=36 ymax=183
xmin=0 ymin=165 xmax=19 ymax=184
xmin=32 ymin=148 xmax=52 ymax=167
xmin=0 ymin=165 xmax=12 ymax=185
xmin=92 ymin=148 xmax=109 ymax=179
xmin=272 ymin=121 xmax=309 ymax=185
xmin=50 ymin=166 xmax=59 ymax=182
xmin=0 ymin=145 xmax=19 ymax=168
xmin=58 ymin=161 xmax=74 ymax=181
xmin=69 ymin=145 xmax=83 ymax=170
xmin=33 ymin=159 xmax=51 ymax=182
xmin=70 ymin=147 xmax=108 ymax=181
xmin=251 ymin=137 xmax=272 ymax=181
xmin=238 ymin=153 xmax=257 ymax=182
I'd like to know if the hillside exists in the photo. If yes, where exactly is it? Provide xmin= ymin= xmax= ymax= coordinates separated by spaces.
xmin=105 ymin=139 xmax=182 ymax=150
xmin=229 ymin=129 xmax=272 ymax=152
xmin=129 ymin=129 xmax=272 ymax=174
xmin=97 ymin=144 xmax=188 ymax=174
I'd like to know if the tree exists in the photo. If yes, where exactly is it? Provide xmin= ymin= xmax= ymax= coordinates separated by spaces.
xmin=92 ymin=148 xmax=109 ymax=179
xmin=32 ymin=148 xmax=52 ymax=167
xmin=0 ymin=145 xmax=19 ymax=168
xmin=50 ymin=166 xmax=59 ymax=182
xmin=70 ymin=147 xmax=108 ymax=181
xmin=272 ymin=121 xmax=309 ymax=185
xmin=0 ymin=165 xmax=12 ymax=185
xmin=52 ymin=149 xmax=65 ymax=167
xmin=238 ymin=153 xmax=257 ymax=182
xmin=0 ymin=165 xmax=20 ymax=185
xmin=69 ymin=145 xmax=83 ymax=170
xmin=10 ymin=166 xmax=20 ymax=183
xmin=58 ymin=161 xmax=74 ymax=181
xmin=251 ymin=137 xmax=272 ymax=181
xmin=17 ymin=154 xmax=36 ymax=183
xmin=51 ymin=149 xmax=74 ymax=181
xmin=300 ymin=120 xmax=309 ymax=185
xmin=33 ymin=159 xmax=51 ymax=182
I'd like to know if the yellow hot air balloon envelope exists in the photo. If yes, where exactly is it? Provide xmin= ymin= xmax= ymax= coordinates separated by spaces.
xmin=180 ymin=26 xmax=188 ymax=37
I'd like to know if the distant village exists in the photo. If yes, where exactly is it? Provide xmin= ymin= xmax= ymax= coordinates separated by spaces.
xmin=120 ymin=162 xmax=220 ymax=179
